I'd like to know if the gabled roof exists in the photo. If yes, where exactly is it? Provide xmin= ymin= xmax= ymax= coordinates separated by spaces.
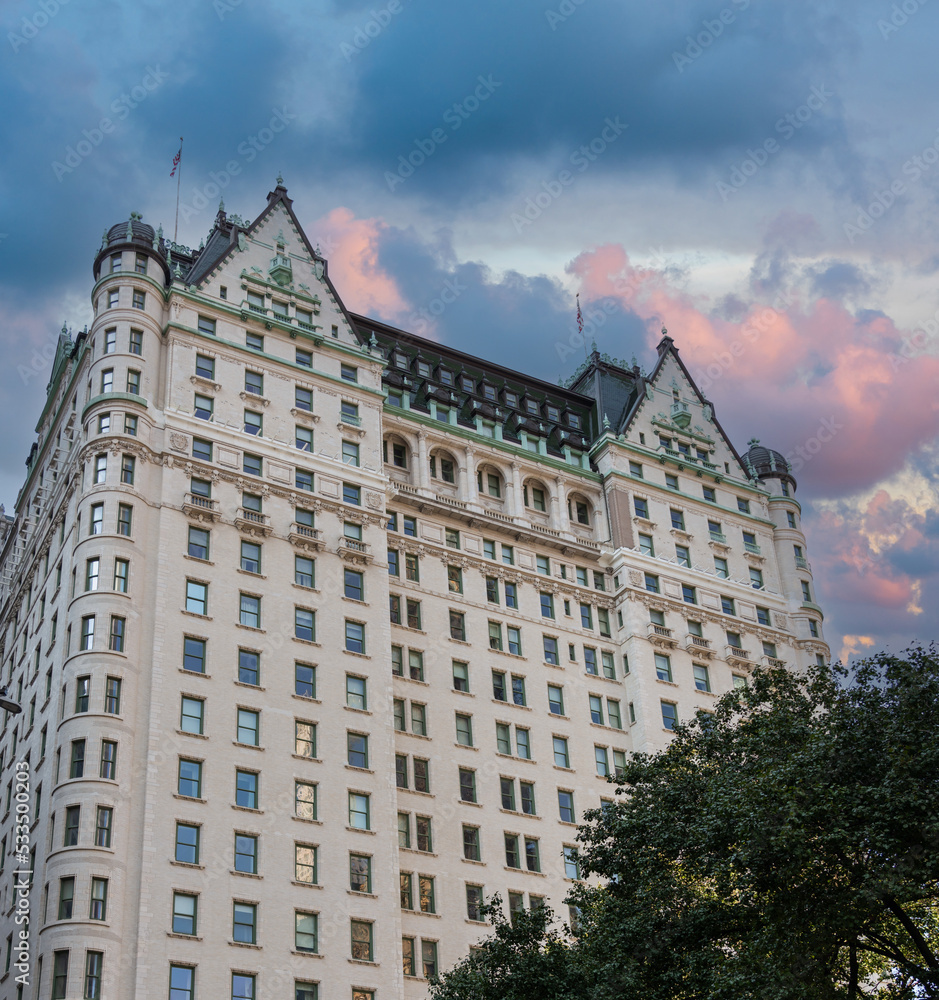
xmin=621 ymin=330 xmax=748 ymax=473
xmin=185 ymin=181 xmax=366 ymax=347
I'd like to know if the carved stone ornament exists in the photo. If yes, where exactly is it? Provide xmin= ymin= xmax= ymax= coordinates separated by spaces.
xmin=170 ymin=433 xmax=189 ymax=452
xmin=365 ymin=491 xmax=384 ymax=511
xmin=628 ymin=569 xmax=644 ymax=586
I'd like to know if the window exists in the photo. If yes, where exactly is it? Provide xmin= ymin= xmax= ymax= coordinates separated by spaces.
xmin=94 ymin=807 xmax=112 ymax=847
xmin=295 ymin=843 xmax=318 ymax=884
xmin=455 ymin=713 xmax=473 ymax=746
xmin=180 ymin=696 xmax=204 ymax=735
xmin=655 ymin=652 xmax=673 ymax=682
xmin=295 ymin=721 xmax=316 ymax=759
xmin=93 ymin=453 xmax=107 ymax=484
xmin=595 ymin=745 xmax=610 ymax=776
xmin=295 ymin=780 xmax=317 ymax=821
xmin=239 ymin=593 xmax=261 ymax=628
xmin=452 ymin=660 xmax=469 ymax=692
xmin=351 ymin=919 xmax=373 ymax=961
xmin=237 ymin=709 xmax=260 ymax=746
xmin=58 ymin=876 xmax=75 ymax=919
xmin=244 ymin=409 xmax=262 ymax=436
xmin=293 ymin=606 xmax=314 ymax=642
xmin=232 ymin=973 xmax=256 ymax=1000
xmin=69 ymin=739 xmax=86 ymax=778
xmin=97 ymin=412 xmax=111 ymax=433
xmin=296 ymin=910 xmax=318 ymax=954
xmin=682 ymin=584 xmax=697 ymax=605
xmin=119 ymin=452 xmax=136 ymax=484
xmin=99 ymin=740 xmax=118 ymax=779
xmin=169 ymin=966 xmax=195 ymax=1000
xmin=347 ymin=732 xmax=369 ymax=769
xmin=183 ymin=636 xmax=206 ymax=673
xmin=644 ymin=573 xmax=660 ymax=594
xmin=661 ymin=701 xmax=678 ymax=729
xmin=126 ymin=368 xmax=141 ymax=394
xmin=349 ymin=792 xmax=370 ymax=829
xmin=185 ymin=580 xmax=208 ymax=616
xmin=178 ymin=759 xmax=202 ymax=798
xmin=343 ymin=619 xmax=365 ymax=653
xmin=801 ymin=580 xmax=813 ymax=602
xmin=192 ymin=436 xmax=213 ymax=462
xmin=665 ymin=473 xmax=679 ymax=490
xmin=809 ymin=619 xmax=820 ymax=638
xmin=85 ymin=952 xmax=104 ymax=999
xmin=341 ymin=400 xmax=359 ymax=424
xmin=193 ymin=393 xmax=213 ymax=420
xmin=721 ymin=595 xmax=736 ymax=615
xmin=235 ymin=770 xmax=258 ymax=809
xmin=195 ymin=353 xmax=215 ymax=379
xmin=172 ymin=892 xmax=198 ymax=935
xmin=787 ymin=511 xmax=797 ymax=528
xmin=89 ymin=878 xmax=108 ymax=921
xmin=553 ymin=736 xmax=570 ymax=768
xmin=676 ymin=543 xmax=691 ymax=567
xmin=548 ymin=684 xmax=564 ymax=715
xmin=449 ymin=610 xmax=466 ymax=641
xmin=703 ymin=486 xmax=716 ymax=503
xmin=232 ymin=902 xmax=257 ymax=944
xmin=589 ymin=694 xmax=604 ymax=725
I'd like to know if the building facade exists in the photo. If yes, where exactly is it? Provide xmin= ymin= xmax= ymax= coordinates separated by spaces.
xmin=0 ymin=183 xmax=829 ymax=1000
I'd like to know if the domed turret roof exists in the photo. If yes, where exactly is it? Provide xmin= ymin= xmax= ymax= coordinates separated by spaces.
xmin=105 ymin=216 xmax=155 ymax=247
xmin=743 ymin=439 xmax=797 ymax=489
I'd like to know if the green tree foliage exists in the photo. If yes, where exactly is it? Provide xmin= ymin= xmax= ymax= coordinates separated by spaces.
xmin=427 ymin=894 xmax=582 ymax=1000
xmin=572 ymin=648 xmax=939 ymax=999
xmin=431 ymin=648 xmax=939 ymax=999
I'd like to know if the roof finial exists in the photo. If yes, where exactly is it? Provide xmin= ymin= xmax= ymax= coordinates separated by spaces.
xmin=276 ymin=173 xmax=284 ymax=186
xmin=61 ymin=321 xmax=68 ymax=336
xmin=748 ymin=437 xmax=760 ymax=448
xmin=661 ymin=325 xmax=668 ymax=337
xmin=602 ymin=412 xmax=610 ymax=430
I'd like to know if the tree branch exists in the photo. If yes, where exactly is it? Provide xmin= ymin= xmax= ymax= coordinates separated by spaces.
xmin=882 ymin=894 xmax=939 ymax=973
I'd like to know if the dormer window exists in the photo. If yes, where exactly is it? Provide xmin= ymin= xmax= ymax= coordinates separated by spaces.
xmin=416 ymin=361 xmax=431 ymax=377
xmin=461 ymin=375 xmax=475 ymax=392
xmin=546 ymin=405 xmax=560 ymax=422
xmin=394 ymin=353 xmax=408 ymax=369
xmin=525 ymin=399 xmax=539 ymax=415
xmin=504 ymin=391 xmax=519 ymax=408
xmin=568 ymin=414 xmax=581 ymax=429
xmin=439 ymin=369 xmax=454 ymax=386
xmin=482 ymin=384 xmax=496 ymax=402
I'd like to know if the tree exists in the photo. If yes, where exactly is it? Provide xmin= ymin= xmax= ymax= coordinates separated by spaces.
xmin=427 ymin=894 xmax=582 ymax=1000
xmin=570 ymin=647 xmax=939 ymax=999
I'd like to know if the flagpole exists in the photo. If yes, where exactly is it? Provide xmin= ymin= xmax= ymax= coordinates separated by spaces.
xmin=577 ymin=294 xmax=588 ymax=359
xmin=173 ymin=136 xmax=183 ymax=243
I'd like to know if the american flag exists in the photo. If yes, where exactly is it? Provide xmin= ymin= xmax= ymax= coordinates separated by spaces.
xmin=577 ymin=294 xmax=584 ymax=336
xmin=170 ymin=142 xmax=182 ymax=177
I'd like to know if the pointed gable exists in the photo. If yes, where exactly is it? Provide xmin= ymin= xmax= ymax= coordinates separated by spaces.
xmin=621 ymin=330 xmax=750 ymax=479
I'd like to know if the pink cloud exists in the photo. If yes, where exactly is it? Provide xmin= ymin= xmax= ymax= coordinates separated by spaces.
xmin=570 ymin=245 xmax=939 ymax=496
xmin=312 ymin=208 xmax=407 ymax=319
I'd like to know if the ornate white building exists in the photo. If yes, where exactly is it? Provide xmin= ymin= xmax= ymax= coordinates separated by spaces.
xmin=0 ymin=182 xmax=828 ymax=1000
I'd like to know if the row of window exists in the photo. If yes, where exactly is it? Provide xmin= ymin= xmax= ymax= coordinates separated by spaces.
xmin=387 ymin=513 xmax=609 ymax=590
xmin=98 ymin=285 xmax=147 ymax=311
xmin=88 ymin=451 xmax=137 ymax=486
xmin=635 ymin=493 xmax=800 ymax=531
xmin=96 ymin=325 xmax=144 ymax=357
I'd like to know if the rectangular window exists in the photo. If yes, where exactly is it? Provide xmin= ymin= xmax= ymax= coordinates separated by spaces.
xmin=452 ymin=660 xmax=469 ymax=692
xmin=295 ymin=660 xmax=315 ymax=696
xmin=237 ymin=709 xmax=260 ymax=746
xmin=349 ymin=792 xmax=370 ymax=829
xmin=351 ymin=919 xmax=372 ymax=961
xmin=80 ymin=615 xmax=95 ymax=650
xmin=584 ymin=647 xmax=598 ymax=675
xmin=296 ymin=843 xmax=318 ymax=884
xmin=89 ymin=878 xmax=108 ymax=921
xmin=455 ymin=713 xmax=473 ymax=747
xmin=347 ymin=731 xmax=369 ymax=768
xmin=195 ymin=353 xmax=215 ymax=379
xmin=239 ymin=593 xmax=261 ymax=628
xmin=183 ymin=637 xmax=206 ymax=673
xmin=172 ymin=892 xmax=198 ymax=935
xmin=595 ymin=745 xmax=610 ymax=777
xmin=235 ymin=771 xmax=258 ymax=809
xmin=94 ymin=807 xmax=112 ymax=847
xmin=85 ymin=951 xmax=104 ymax=999
xmin=243 ymin=410 xmax=262 ymax=436
xmin=558 ymin=789 xmax=575 ymax=823
xmin=295 ymin=607 xmax=315 ymax=642
xmin=693 ymin=663 xmax=711 ymax=692
xmin=232 ymin=902 xmax=257 ymax=944
xmin=58 ymin=876 xmax=75 ymax=919
xmin=177 ymin=758 xmax=202 ymax=798
xmin=634 ymin=497 xmax=649 ymax=518
xmin=193 ymin=394 xmax=213 ymax=420
xmin=543 ymin=635 xmax=559 ymax=664
xmin=180 ymin=696 xmax=204 ymax=735
xmin=553 ymin=736 xmax=570 ymax=768
xmin=295 ymin=721 xmax=316 ymax=759
xmin=296 ymin=911 xmax=318 ymax=954
xmin=449 ymin=610 xmax=465 ymax=640
xmin=564 ymin=845 xmax=579 ymax=879
xmin=99 ymin=740 xmax=117 ymax=779
xmin=548 ymin=684 xmax=564 ymax=716
xmin=70 ymin=739 xmax=86 ymax=778
xmin=295 ymin=780 xmax=317 ymax=821
xmin=721 ymin=595 xmax=736 ymax=615
xmin=463 ymin=825 xmax=480 ymax=861
xmin=345 ymin=619 xmax=365 ymax=653
xmin=185 ymin=580 xmax=208 ymax=616
xmin=645 ymin=573 xmax=660 ymax=594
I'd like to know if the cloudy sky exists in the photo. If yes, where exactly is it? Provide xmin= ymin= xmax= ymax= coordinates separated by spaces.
xmin=2 ymin=0 xmax=937 ymax=661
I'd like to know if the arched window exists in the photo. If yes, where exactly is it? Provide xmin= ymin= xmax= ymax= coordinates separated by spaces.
xmin=523 ymin=479 xmax=548 ymax=513
xmin=383 ymin=436 xmax=409 ymax=470
xmin=477 ymin=465 xmax=503 ymax=499
xmin=430 ymin=449 xmax=457 ymax=485
xmin=568 ymin=492 xmax=591 ymax=526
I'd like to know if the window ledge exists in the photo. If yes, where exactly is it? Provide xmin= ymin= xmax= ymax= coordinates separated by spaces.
xmin=345 ymin=765 xmax=374 ymax=774
xmin=232 ymin=741 xmax=264 ymax=752
xmin=293 ymin=880 xmax=323 ymax=890
xmin=175 ymin=729 xmax=208 ymax=740
xmin=293 ymin=950 xmax=324 ymax=958
xmin=500 ymin=808 xmax=540 ymax=820
xmin=292 ymin=816 xmax=323 ymax=826
xmin=292 ymin=583 xmax=320 ymax=594
xmin=448 ymin=638 xmax=472 ymax=646
xmin=294 ymin=637 xmax=321 ymax=647
xmin=231 ymin=805 xmax=264 ymax=814
xmin=234 ymin=681 xmax=265 ymax=692
xmin=230 ymin=869 xmax=263 ymax=879
xmin=459 ymin=799 xmax=483 ymax=808
xmin=348 ymin=959 xmax=380 ymax=967
xmin=344 ymin=706 xmax=372 ymax=715
xmin=179 ymin=669 xmax=210 ymax=680
xmin=462 ymin=858 xmax=486 ymax=866
xmin=236 ymin=624 xmax=266 ymax=634
xmin=170 ymin=861 xmax=205 ymax=870
xmin=181 ymin=611 xmax=212 ymax=621
xmin=237 ymin=569 xmax=267 ymax=580
xmin=167 ymin=932 xmax=203 ymax=941
xmin=173 ymin=794 xmax=207 ymax=803
xmin=341 ymin=596 xmax=370 ymax=606
xmin=343 ymin=650 xmax=371 ymax=659
xmin=346 ymin=826 xmax=376 ymax=835
xmin=292 ymin=754 xmax=321 ymax=764
xmin=455 ymin=743 xmax=479 ymax=752
xmin=228 ymin=941 xmax=262 ymax=950
xmin=503 ymin=866 xmax=546 ymax=877
xmin=348 ymin=890 xmax=378 ymax=899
